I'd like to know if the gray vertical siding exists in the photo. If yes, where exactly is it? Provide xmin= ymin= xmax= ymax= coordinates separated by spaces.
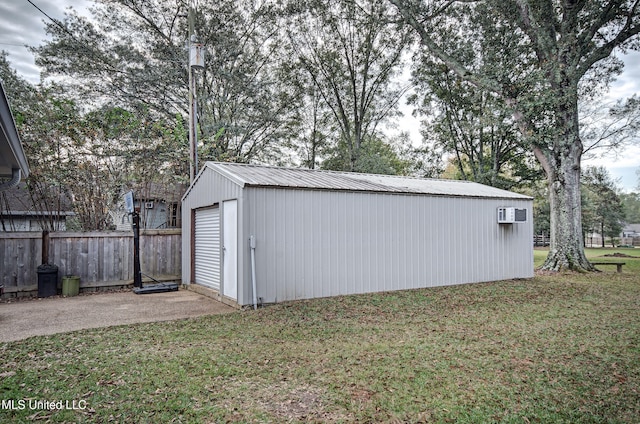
xmin=241 ymin=187 xmax=533 ymax=305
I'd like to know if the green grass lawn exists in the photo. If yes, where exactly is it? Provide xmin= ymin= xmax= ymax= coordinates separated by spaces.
xmin=1 ymin=253 xmax=639 ymax=423
xmin=535 ymin=246 xmax=640 ymax=273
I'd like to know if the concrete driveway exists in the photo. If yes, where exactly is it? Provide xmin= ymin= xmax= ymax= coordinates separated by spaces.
xmin=0 ymin=289 xmax=236 ymax=343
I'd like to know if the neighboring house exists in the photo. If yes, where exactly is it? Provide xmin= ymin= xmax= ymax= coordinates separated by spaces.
xmin=182 ymin=162 xmax=534 ymax=307
xmin=0 ymin=183 xmax=75 ymax=232
xmin=111 ymin=183 xmax=186 ymax=231
xmin=584 ymin=223 xmax=640 ymax=247
xmin=622 ymin=224 xmax=640 ymax=238
xmin=0 ymin=80 xmax=29 ymax=192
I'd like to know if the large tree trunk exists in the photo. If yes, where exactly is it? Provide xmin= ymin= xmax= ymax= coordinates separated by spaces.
xmin=540 ymin=149 xmax=594 ymax=271
xmin=535 ymin=82 xmax=594 ymax=272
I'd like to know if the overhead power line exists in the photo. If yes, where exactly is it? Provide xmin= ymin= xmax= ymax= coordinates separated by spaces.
xmin=26 ymin=0 xmax=76 ymax=39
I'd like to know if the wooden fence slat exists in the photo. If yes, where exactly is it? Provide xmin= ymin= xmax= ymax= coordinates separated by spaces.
xmin=1 ymin=230 xmax=181 ymax=296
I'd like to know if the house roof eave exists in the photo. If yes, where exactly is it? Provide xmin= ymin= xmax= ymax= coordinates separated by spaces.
xmin=0 ymin=81 xmax=29 ymax=183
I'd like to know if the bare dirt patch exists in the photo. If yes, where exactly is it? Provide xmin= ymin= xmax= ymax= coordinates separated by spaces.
xmin=602 ymin=252 xmax=640 ymax=258
xmin=240 ymin=380 xmax=348 ymax=422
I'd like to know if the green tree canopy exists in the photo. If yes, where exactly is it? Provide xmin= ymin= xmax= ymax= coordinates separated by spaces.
xmin=283 ymin=0 xmax=410 ymax=171
xmin=582 ymin=166 xmax=626 ymax=247
xmin=35 ymin=0 xmax=297 ymax=167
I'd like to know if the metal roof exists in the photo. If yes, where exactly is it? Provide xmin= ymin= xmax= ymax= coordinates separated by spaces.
xmin=200 ymin=162 xmax=532 ymax=200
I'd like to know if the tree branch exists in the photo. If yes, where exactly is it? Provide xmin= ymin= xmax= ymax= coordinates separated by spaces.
xmin=577 ymin=0 xmax=640 ymax=77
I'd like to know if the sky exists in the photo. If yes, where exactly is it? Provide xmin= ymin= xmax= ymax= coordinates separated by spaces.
xmin=1 ymin=0 xmax=639 ymax=192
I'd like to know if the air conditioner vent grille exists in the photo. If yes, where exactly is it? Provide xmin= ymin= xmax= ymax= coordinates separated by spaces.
xmin=498 ymin=207 xmax=527 ymax=224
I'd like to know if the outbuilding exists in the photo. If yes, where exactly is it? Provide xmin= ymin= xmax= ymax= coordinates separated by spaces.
xmin=181 ymin=162 xmax=533 ymax=307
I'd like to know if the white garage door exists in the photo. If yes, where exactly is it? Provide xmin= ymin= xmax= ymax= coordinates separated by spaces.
xmin=195 ymin=206 xmax=221 ymax=290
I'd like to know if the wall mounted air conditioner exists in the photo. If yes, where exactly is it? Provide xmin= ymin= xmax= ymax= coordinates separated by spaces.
xmin=497 ymin=207 xmax=527 ymax=224
xmin=145 ymin=202 xmax=154 ymax=209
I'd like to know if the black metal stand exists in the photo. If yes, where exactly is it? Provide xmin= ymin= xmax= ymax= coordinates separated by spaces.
xmin=133 ymin=282 xmax=179 ymax=294
xmin=132 ymin=211 xmax=142 ymax=288
xmin=131 ymin=209 xmax=179 ymax=295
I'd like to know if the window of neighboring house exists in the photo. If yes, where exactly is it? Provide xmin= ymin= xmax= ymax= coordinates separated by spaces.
xmin=168 ymin=202 xmax=181 ymax=227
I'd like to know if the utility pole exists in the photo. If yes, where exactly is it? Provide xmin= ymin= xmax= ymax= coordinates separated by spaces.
xmin=188 ymin=4 xmax=196 ymax=183
xmin=188 ymin=2 xmax=205 ymax=184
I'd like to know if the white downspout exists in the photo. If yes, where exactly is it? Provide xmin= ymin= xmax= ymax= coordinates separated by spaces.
xmin=250 ymin=235 xmax=258 ymax=310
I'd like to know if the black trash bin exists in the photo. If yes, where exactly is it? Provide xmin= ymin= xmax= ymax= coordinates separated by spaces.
xmin=37 ymin=264 xmax=59 ymax=298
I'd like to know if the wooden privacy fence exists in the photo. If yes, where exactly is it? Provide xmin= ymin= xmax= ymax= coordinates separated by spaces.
xmin=0 ymin=229 xmax=181 ymax=296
